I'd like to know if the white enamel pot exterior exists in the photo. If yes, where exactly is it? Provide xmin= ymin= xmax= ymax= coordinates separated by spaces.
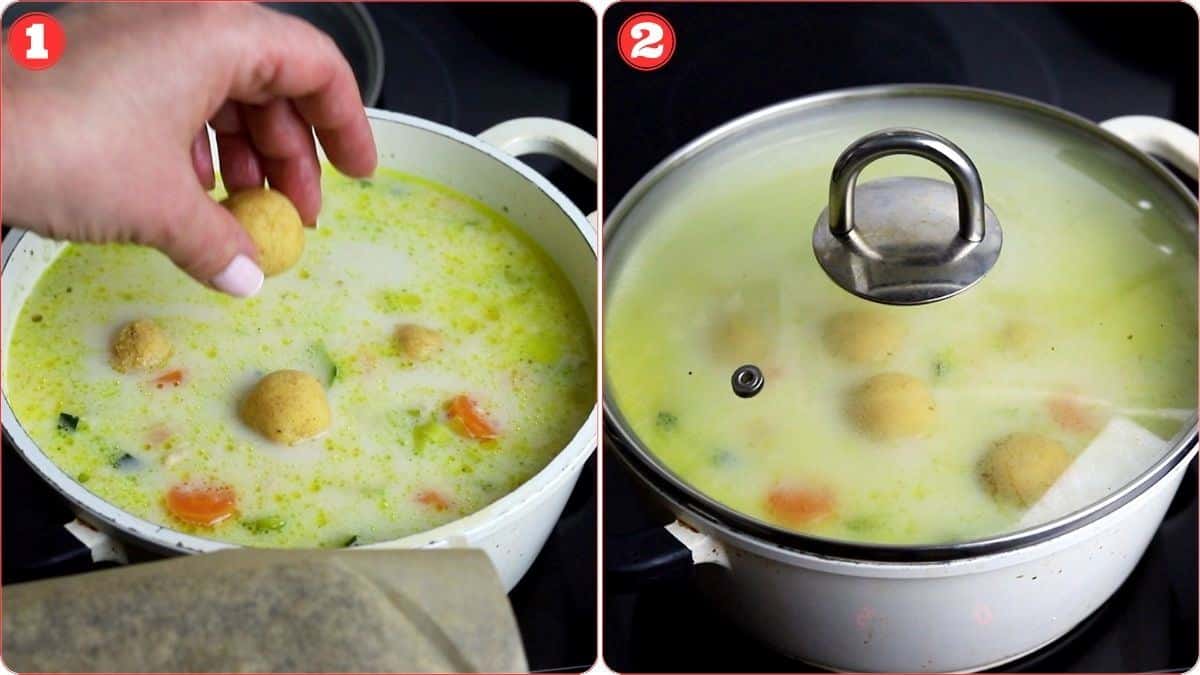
xmin=1 ymin=109 xmax=598 ymax=591
xmin=653 ymin=449 xmax=1193 ymax=672
xmin=603 ymin=86 xmax=1198 ymax=672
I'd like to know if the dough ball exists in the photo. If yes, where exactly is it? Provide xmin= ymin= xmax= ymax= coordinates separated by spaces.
xmin=222 ymin=188 xmax=305 ymax=276
xmin=707 ymin=286 xmax=781 ymax=362
xmin=110 ymin=319 xmax=172 ymax=373
xmin=997 ymin=320 xmax=1038 ymax=357
xmin=847 ymin=372 xmax=936 ymax=441
xmin=395 ymin=324 xmax=443 ymax=361
xmin=823 ymin=310 xmax=906 ymax=364
xmin=979 ymin=433 xmax=1072 ymax=506
xmin=711 ymin=312 xmax=770 ymax=362
xmin=239 ymin=370 xmax=331 ymax=445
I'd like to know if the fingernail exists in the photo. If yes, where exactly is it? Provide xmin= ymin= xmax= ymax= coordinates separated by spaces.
xmin=211 ymin=254 xmax=264 ymax=298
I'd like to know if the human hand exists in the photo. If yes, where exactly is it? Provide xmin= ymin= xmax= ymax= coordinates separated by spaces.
xmin=1 ymin=2 xmax=377 ymax=296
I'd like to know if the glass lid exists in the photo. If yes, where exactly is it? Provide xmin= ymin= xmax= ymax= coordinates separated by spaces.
xmin=604 ymin=88 xmax=1198 ymax=552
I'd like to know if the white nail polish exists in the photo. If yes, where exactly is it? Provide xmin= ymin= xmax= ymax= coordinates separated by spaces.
xmin=211 ymin=254 xmax=264 ymax=298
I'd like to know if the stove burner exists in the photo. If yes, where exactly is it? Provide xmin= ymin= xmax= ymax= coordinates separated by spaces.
xmin=367 ymin=6 xmax=458 ymax=125
xmin=655 ymin=5 xmax=1060 ymax=154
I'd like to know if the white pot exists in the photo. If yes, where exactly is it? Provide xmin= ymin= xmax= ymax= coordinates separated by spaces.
xmin=649 ymin=447 xmax=1193 ymax=672
xmin=1 ymin=110 xmax=599 ymax=592
xmin=603 ymin=86 xmax=1199 ymax=671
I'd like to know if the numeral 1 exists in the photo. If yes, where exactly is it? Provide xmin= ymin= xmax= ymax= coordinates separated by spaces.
xmin=25 ymin=22 xmax=48 ymax=60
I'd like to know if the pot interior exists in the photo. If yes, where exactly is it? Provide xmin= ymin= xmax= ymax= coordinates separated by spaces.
xmin=361 ymin=113 xmax=596 ymax=325
xmin=605 ymin=88 xmax=1198 ymax=552
xmin=1 ymin=113 xmax=597 ymax=553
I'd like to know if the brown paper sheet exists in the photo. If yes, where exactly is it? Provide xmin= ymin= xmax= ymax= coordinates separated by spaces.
xmin=2 ymin=549 xmax=527 ymax=673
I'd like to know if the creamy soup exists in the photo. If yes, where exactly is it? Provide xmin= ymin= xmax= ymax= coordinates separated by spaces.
xmin=5 ymin=168 xmax=594 ymax=547
xmin=606 ymin=98 xmax=1197 ymax=545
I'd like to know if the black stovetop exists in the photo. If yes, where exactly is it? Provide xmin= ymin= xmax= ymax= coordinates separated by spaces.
xmin=2 ymin=4 xmax=596 ymax=672
xmin=602 ymin=3 xmax=1198 ymax=672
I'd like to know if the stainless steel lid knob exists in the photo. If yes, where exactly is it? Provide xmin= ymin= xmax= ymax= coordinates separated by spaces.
xmin=731 ymin=364 xmax=764 ymax=398
xmin=812 ymin=128 xmax=1003 ymax=305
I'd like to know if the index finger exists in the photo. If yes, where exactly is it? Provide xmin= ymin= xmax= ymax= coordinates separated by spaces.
xmin=225 ymin=7 xmax=377 ymax=178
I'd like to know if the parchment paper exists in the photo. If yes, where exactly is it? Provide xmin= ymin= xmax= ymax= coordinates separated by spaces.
xmin=2 ymin=549 xmax=527 ymax=673
xmin=1020 ymin=416 xmax=1169 ymax=527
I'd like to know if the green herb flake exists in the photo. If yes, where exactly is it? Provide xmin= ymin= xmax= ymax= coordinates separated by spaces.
xmin=112 ymin=453 xmax=141 ymax=471
xmin=933 ymin=359 xmax=950 ymax=379
xmin=373 ymin=289 xmax=422 ymax=313
xmin=413 ymin=419 xmax=454 ymax=455
xmin=242 ymin=516 xmax=287 ymax=534
xmin=845 ymin=515 xmax=886 ymax=533
xmin=311 ymin=343 xmax=339 ymax=386
xmin=656 ymin=411 xmax=678 ymax=430
xmin=57 ymin=413 xmax=79 ymax=432
xmin=710 ymin=449 xmax=736 ymax=466
xmin=343 ymin=535 xmax=359 ymax=547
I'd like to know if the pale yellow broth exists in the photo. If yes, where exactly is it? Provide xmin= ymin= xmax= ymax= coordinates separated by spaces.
xmin=5 ymin=168 xmax=594 ymax=547
xmin=606 ymin=99 xmax=1197 ymax=545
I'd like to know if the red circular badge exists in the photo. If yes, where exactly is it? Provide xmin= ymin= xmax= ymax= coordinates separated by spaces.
xmin=7 ymin=12 xmax=65 ymax=70
xmin=618 ymin=12 xmax=675 ymax=72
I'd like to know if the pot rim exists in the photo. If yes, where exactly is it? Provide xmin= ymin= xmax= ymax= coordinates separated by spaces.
xmin=602 ymin=83 xmax=1199 ymax=564
xmin=0 ymin=107 xmax=598 ymax=554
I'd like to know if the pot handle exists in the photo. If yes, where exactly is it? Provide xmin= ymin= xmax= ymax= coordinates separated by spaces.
xmin=5 ymin=518 xmax=126 ymax=583
xmin=1100 ymin=116 xmax=1198 ymax=180
xmin=64 ymin=518 xmax=129 ymax=565
xmin=477 ymin=117 xmax=598 ymax=184
xmin=606 ymin=520 xmax=728 ymax=592
xmin=665 ymin=520 xmax=730 ymax=566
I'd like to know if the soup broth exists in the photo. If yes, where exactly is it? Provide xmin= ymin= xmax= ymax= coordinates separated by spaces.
xmin=5 ymin=169 xmax=594 ymax=547
xmin=605 ymin=99 xmax=1197 ymax=545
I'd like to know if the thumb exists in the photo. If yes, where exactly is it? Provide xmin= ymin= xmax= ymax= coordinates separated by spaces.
xmin=149 ymin=185 xmax=264 ymax=298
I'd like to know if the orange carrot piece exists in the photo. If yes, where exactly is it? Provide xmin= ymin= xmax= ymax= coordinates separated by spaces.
xmin=416 ymin=489 xmax=451 ymax=511
xmin=145 ymin=424 xmax=172 ymax=446
xmin=165 ymin=483 xmax=236 ymax=526
xmin=446 ymin=395 xmax=499 ymax=440
xmin=766 ymin=483 xmax=836 ymax=526
xmin=152 ymin=369 xmax=185 ymax=389
xmin=1048 ymin=394 xmax=1101 ymax=434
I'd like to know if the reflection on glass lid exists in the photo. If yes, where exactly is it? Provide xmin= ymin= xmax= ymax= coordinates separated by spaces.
xmin=605 ymin=93 xmax=1198 ymax=547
